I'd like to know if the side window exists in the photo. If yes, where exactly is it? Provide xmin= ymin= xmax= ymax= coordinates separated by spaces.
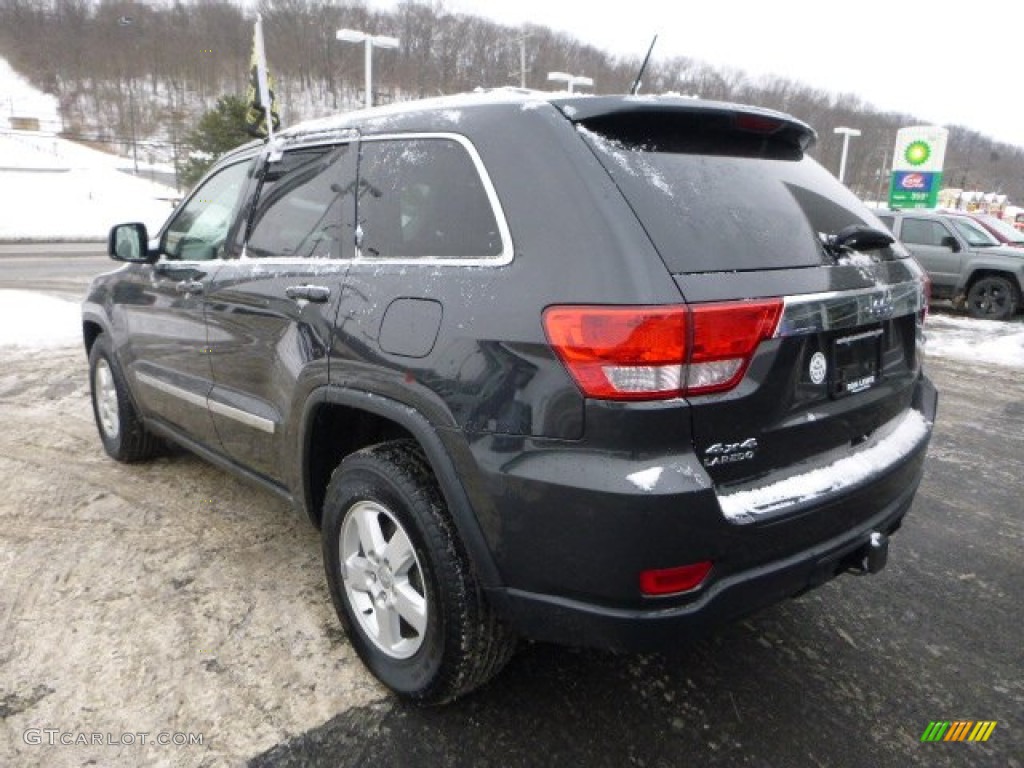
xmin=900 ymin=219 xmax=949 ymax=247
xmin=876 ymin=215 xmax=894 ymax=232
xmin=357 ymin=137 xmax=503 ymax=260
xmin=246 ymin=144 xmax=354 ymax=260
xmin=164 ymin=160 xmax=252 ymax=261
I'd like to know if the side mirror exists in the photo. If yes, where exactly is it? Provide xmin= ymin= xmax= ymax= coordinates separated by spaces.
xmin=940 ymin=235 xmax=961 ymax=253
xmin=108 ymin=223 xmax=156 ymax=263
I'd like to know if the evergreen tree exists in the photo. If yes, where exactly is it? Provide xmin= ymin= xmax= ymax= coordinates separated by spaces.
xmin=178 ymin=95 xmax=253 ymax=189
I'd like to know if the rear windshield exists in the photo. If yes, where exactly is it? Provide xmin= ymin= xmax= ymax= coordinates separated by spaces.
xmin=578 ymin=120 xmax=894 ymax=273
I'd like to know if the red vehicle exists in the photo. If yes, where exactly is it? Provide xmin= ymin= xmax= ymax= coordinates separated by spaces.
xmin=940 ymin=210 xmax=1024 ymax=248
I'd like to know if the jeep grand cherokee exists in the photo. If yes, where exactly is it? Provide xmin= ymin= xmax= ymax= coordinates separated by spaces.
xmin=84 ymin=92 xmax=938 ymax=703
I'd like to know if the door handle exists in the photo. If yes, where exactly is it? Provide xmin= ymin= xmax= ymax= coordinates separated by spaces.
xmin=285 ymin=284 xmax=331 ymax=303
xmin=175 ymin=280 xmax=204 ymax=294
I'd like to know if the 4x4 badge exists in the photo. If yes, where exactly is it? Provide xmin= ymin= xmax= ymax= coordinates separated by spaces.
xmin=809 ymin=352 xmax=828 ymax=385
xmin=704 ymin=438 xmax=758 ymax=466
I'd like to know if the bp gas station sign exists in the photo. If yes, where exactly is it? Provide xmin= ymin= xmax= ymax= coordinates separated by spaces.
xmin=888 ymin=127 xmax=948 ymax=208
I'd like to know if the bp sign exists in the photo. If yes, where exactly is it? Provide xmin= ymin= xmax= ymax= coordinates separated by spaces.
xmin=888 ymin=127 xmax=948 ymax=208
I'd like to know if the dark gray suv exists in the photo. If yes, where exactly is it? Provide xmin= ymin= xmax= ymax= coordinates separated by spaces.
xmin=84 ymin=92 xmax=937 ymax=703
xmin=876 ymin=208 xmax=1024 ymax=320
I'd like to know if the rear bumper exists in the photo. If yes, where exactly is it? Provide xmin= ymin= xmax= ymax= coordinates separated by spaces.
xmin=482 ymin=375 xmax=938 ymax=651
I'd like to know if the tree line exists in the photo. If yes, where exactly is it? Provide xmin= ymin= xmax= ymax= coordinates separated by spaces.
xmin=1 ymin=0 xmax=1021 ymax=201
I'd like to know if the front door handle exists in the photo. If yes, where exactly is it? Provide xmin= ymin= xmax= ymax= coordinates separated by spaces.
xmin=175 ymin=280 xmax=204 ymax=294
xmin=285 ymin=284 xmax=331 ymax=303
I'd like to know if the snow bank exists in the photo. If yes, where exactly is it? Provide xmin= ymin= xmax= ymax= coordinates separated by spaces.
xmin=0 ymin=290 xmax=81 ymax=348
xmin=926 ymin=313 xmax=1024 ymax=369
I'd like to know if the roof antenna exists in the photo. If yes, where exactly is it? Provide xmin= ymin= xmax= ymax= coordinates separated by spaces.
xmin=629 ymin=35 xmax=658 ymax=95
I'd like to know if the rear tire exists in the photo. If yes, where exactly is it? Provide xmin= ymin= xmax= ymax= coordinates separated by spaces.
xmin=322 ymin=439 xmax=515 ymax=704
xmin=965 ymin=275 xmax=1019 ymax=320
xmin=88 ymin=335 xmax=160 ymax=462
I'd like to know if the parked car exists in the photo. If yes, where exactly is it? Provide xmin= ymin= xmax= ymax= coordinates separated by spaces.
xmin=876 ymin=208 xmax=1024 ymax=320
xmin=939 ymin=210 xmax=1024 ymax=249
xmin=84 ymin=92 xmax=937 ymax=703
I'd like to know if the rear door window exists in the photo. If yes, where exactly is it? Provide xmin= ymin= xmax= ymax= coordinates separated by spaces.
xmin=900 ymin=218 xmax=950 ymax=247
xmin=577 ymin=117 xmax=896 ymax=273
xmin=356 ymin=137 xmax=505 ymax=261
xmin=245 ymin=144 xmax=354 ymax=260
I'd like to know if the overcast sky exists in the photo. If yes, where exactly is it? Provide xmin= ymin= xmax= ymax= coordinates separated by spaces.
xmin=376 ymin=0 xmax=1024 ymax=149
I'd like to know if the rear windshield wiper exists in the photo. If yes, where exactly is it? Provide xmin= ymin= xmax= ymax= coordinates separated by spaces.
xmin=821 ymin=225 xmax=894 ymax=260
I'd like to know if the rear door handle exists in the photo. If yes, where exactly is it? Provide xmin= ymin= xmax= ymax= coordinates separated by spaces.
xmin=285 ymin=284 xmax=331 ymax=303
xmin=175 ymin=280 xmax=204 ymax=294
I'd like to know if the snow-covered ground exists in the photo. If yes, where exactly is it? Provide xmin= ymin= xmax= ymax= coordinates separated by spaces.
xmin=0 ymin=290 xmax=82 ymax=348
xmin=925 ymin=312 xmax=1024 ymax=369
xmin=1 ymin=55 xmax=178 ymax=241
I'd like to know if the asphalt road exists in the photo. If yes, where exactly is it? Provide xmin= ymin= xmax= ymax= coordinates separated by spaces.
xmin=1 ymin=247 xmax=1020 ymax=768
xmin=0 ymin=242 xmax=110 ymax=300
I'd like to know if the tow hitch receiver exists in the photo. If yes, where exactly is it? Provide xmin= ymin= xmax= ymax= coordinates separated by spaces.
xmin=844 ymin=531 xmax=889 ymax=575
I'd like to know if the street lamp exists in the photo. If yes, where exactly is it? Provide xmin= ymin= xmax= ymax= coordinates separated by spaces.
xmin=117 ymin=15 xmax=139 ymax=175
xmin=336 ymin=28 xmax=400 ymax=109
xmin=833 ymin=126 xmax=861 ymax=185
xmin=547 ymin=71 xmax=594 ymax=94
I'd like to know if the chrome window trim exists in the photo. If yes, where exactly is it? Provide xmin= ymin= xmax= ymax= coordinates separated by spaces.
xmin=350 ymin=132 xmax=514 ymax=267
xmin=135 ymin=373 xmax=276 ymax=434
xmin=776 ymin=280 xmax=924 ymax=338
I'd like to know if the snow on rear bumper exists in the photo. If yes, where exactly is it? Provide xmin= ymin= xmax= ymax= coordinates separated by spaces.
xmin=717 ymin=390 xmax=936 ymax=524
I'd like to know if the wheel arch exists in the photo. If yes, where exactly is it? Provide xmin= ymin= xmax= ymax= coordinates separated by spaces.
xmin=964 ymin=266 xmax=1024 ymax=296
xmin=958 ymin=266 xmax=1024 ymax=299
xmin=82 ymin=313 xmax=108 ymax=355
xmin=298 ymin=387 xmax=504 ymax=590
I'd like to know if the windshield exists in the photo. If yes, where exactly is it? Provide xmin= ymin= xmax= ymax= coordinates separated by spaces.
xmin=949 ymin=217 xmax=1000 ymax=247
xmin=976 ymin=214 xmax=1024 ymax=244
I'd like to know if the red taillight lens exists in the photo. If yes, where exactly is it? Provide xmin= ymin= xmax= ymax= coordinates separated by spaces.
xmin=543 ymin=300 xmax=783 ymax=400
xmin=542 ymin=306 xmax=687 ymax=400
xmin=640 ymin=561 xmax=713 ymax=596
xmin=687 ymin=299 xmax=783 ymax=394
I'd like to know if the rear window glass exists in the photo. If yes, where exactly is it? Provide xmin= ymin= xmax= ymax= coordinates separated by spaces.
xmin=578 ymin=121 xmax=895 ymax=273
xmin=357 ymin=137 xmax=503 ymax=260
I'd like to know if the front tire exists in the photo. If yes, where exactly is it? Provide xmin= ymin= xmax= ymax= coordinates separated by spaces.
xmin=966 ymin=275 xmax=1019 ymax=320
xmin=322 ymin=439 xmax=515 ymax=704
xmin=88 ymin=335 xmax=160 ymax=462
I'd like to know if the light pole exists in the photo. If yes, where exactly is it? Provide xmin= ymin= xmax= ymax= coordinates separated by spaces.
xmin=117 ymin=15 xmax=139 ymax=175
xmin=547 ymin=71 xmax=594 ymax=94
xmin=336 ymin=28 xmax=400 ymax=109
xmin=834 ymin=126 xmax=861 ymax=185
xmin=518 ymin=30 xmax=530 ymax=88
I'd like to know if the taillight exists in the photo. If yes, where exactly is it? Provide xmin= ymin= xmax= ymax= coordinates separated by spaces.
xmin=541 ymin=307 xmax=686 ymax=400
xmin=688 ymin=300 xmax=783 ymax=394
xmin=542 ymin=299 xmax=783 ymax=401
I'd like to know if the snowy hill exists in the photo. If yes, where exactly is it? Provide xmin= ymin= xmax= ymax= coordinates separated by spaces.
xmin=0 ymin=55 xmax=178 ymax=241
